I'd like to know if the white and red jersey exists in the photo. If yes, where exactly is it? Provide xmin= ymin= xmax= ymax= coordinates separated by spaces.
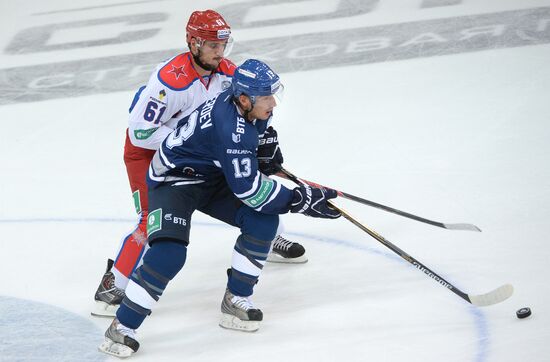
xmin=128 ymin=52 xmax=236 ymax=150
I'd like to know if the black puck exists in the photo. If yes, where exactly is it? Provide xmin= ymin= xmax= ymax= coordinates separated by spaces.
xmin=516 ymin=307 xmax=531 ymax=319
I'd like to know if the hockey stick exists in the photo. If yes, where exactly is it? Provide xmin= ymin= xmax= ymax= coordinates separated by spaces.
xmin=278 ymin=167 xmax=481 ymax=232
xmin=282 ymin=168 xmax=513 ymax=307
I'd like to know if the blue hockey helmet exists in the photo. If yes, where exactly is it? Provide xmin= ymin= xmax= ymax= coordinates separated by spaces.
xmin=232 ymin=59 xmax=283 ymax=100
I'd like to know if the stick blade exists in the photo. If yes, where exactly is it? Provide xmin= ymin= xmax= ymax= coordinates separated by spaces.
xmin=443 ymin=223 xmax=482 ymax=232
xmin=468 ymin=284 xmax=514 ymax=307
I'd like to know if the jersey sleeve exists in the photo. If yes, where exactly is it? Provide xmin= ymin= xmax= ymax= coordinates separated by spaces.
xmin=128 ymin=68 xmax=189 ymax=150
xmin=216 ymin=119 xmax=294 ymax=215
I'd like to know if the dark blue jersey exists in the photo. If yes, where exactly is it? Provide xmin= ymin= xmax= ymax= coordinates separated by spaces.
xmin=147 ymin=89 xmax=294 ymax=215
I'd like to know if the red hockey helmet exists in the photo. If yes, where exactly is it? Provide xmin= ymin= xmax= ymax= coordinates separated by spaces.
xmin=186 ymin=10 xmax=231 ymax=43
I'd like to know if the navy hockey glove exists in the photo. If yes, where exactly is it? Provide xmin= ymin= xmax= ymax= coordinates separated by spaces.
xmin=290 ymin=184 xmax=341 ymax=219
xmin=257 ymin=126 xmax=283 ymax=176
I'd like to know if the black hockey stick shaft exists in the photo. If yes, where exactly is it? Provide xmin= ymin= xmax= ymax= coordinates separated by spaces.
xmin=281 ymin=168 xmax=512 ymax=306
xmin=279 ymin=167 xmax=481 ymax=232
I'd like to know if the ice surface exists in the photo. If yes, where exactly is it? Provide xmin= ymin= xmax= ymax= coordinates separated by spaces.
xmin=1 ymin=1 xmax=549 ymax=361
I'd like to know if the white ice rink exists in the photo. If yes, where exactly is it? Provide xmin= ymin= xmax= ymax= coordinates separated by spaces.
xmin=1 ymin=1 xmax=549 ymax=361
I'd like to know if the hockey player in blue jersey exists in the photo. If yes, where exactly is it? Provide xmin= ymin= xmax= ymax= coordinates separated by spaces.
xmin=99 ymin=59 xmax=341 ymax=358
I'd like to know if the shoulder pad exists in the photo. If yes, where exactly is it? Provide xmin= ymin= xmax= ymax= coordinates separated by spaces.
xmin=158 ymin=53 xmax=198 ymax=90
xmin=216 ymin=58 xmax=236 ymax=77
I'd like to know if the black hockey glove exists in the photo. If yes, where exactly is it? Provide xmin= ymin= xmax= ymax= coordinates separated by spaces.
xmin=257 ymin=126 xmax=283 ymax=176
xmin=290 ymin=184 xmax=341 ymax=219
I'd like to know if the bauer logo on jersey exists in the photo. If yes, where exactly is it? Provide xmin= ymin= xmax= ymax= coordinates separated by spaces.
xmin=227 ymin=149 xmax=252 ymax=155
xmin=147 ymin=208 xmax=162 ymax=235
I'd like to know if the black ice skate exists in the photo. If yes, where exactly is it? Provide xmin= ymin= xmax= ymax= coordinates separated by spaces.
xmin=92 ymin=259 xmax=125 ymax=317
xmin=98 ymin=318 xmax=139 ymax=358
xmin=267 ymin=235 xmax=308 ymax=264
xmin=219 ymin=289 xmax=263 ymax=332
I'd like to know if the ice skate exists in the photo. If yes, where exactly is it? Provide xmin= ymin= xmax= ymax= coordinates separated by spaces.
xmin=219 ymin=289 xmax=263 ymax=332
xmin=99 ymin=318 xmax=139 ymax=358
xmin=92 ymin=259 xmax=125 ymax=317
xmin=267 ymin=235 xmax=308 ymax=264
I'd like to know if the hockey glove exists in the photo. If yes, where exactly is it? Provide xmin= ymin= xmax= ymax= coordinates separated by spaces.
xmin=257 ymin=126 xmax=283 ymax=176
xmin=290 ymin=184 xmax=341 ymax=219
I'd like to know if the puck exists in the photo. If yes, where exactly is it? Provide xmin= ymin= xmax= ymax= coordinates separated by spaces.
xmin=516 ymin=307 xmax=531 ymax=319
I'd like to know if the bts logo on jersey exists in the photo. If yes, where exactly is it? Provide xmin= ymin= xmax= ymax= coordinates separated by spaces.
xmin=164 ymin=213 xmax=186 ymax=226
xmin=235 ymin=116 xmax=246 ymax=134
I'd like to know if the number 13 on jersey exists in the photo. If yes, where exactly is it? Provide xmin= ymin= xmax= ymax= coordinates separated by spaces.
xmin=232 ymin=158 xmax=251 ymax=178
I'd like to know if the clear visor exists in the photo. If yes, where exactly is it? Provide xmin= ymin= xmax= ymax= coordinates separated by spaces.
xmin=272 ymin=83 xmax=284 ymax=105
xmin=197 ymin=37 xmax=234 ymax=57
xmin=253 ymin=83 xmax=285 ymax=107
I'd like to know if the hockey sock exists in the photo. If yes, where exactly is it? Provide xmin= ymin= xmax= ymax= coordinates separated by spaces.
xmin=116 ymin=240 xmax=187 ymax=329
xmin=228 ymin=234 xmax=271 ymax=297
xmin=112 ymin=213 xmax=149 ymax=289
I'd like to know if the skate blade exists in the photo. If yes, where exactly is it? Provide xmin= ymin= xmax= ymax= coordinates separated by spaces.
xmin=98 ymin=338 xmax=134 ymax=358
xmin=219 ymin=313 xmax=260 ymax=332
xmin=267 ymin=253 xmax=308 ymax=264
xmin=91 ymin=300 xmax=119 ymax=317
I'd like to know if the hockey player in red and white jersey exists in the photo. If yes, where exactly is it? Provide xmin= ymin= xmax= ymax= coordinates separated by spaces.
xmin=92 ymin=10 xmax=307 ymax=317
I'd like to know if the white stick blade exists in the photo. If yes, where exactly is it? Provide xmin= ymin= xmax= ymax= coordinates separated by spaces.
xmin=444 ymin=223 xmax=482 ymax=232
xmin=468 ymin=284 xmax=514 ymax=307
